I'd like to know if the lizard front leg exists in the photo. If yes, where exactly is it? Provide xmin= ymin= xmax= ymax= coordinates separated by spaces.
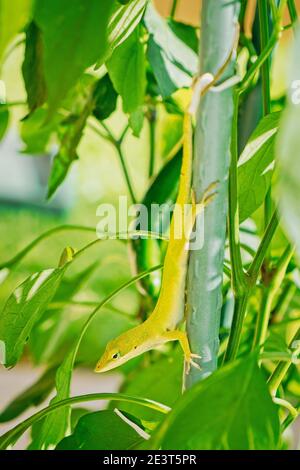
xmin=162 ymin=330 xmax=201 ymax=373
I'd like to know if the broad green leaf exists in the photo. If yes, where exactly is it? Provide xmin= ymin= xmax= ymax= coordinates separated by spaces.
xmin=34 ymin=0 xmax=114 ymax=116
xmin=22 ymin=21 xmax=47 ymax=112
xmin=107 ymin=0 xmax=147 ymax=54
xmin=93 ymin=74 xmax=118 ymax=122
xmin=144 ymin=4 xmax=197 ymax=97
xmin=276 ymin=27 xmax=300 ymax=256
xmin=0 ymin=104 xmax=9 ymax=141
xmin=150 ymin=355 xmax=280 ymax=450
xmin=238 ymin=112 xmax=280 ymax=222
xmin=0 ymin=267 xmax=66 ymax=367
xmin=56 ymin=410 xmax=145 ymax=450
xmin=30 ymin=349 xmax=74 ymax=450
xmin=118 ymin=351 xmax=183 ymax=421
xmin=0 ymin=366 xmax=56 ymax=422
xmin=107 ymin=29 xmax=146 ymax=114
xmin=29 ymin=262 xmax=98 ymax=365
xmin=0 ymin=0 xmax=32 ymax=62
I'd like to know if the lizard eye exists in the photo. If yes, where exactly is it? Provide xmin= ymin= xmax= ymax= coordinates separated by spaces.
xmin=112 ymin=352 xmax=120 ymax=359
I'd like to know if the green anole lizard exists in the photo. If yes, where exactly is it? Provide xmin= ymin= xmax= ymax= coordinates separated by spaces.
xmin=94 ymin=23 xmax=240 ymax=374
xmin=95 ymin=79 xmax=218 ymax=375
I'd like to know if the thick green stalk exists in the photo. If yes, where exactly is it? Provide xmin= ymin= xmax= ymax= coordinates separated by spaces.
xmin=185 ymin=0 xmax=241 ymax=387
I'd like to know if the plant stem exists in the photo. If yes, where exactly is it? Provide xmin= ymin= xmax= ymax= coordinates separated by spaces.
xmin=185 ymin=0 xmax=241 ymax=387
xmin=282 ymin=404 xmax=300 ymax=431
xmin=170 ymin=0 xmax=179 ymax=19
xmin=223 ymin=2 xmax=286 ymax=363
xmin=258 ymin=0 xmax=272 ymax=228
xmin=115 ymin=143 xmax=137 ymax=204
xmin=247 ymin=211 xmax=279 ymax=282
xmin=287 ymin=0 xmax=298 ymax=27
xmin=223 ymin=291 xmax=250 ymax=363
xmin=268 ymin=327 xmax=300 ymax=396
xmin=271 ymin=281 xmax=296 ymax=323
xmin=258 ymin=0 xmax=271 ymax=116
xmin=92 ymin=121 xmax=137 ymax=203
xmin=148 ymin=107 xmax=156 ymax=179
xmin=228 ymin=90 xmax=248 ymax=297
xmin=0 ymin=393 xmax=170 ymax=450
xmin=0 ymin=224 xmax=96 ymax=270
xmin=224 ymin=211 xmax=279 ymax=362
xmin=252 ymin=245 xmax=294 ymax=351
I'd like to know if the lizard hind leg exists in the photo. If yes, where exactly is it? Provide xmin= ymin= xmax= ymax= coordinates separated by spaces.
xmin=162 ymin=330 xmax=201 ymax=374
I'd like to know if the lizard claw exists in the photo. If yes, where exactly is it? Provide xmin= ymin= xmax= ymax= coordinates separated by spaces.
xmin=185 ymin=354 xmax=201 ymax=374
xmin=190 ymin=353 xmax=201 ymax=359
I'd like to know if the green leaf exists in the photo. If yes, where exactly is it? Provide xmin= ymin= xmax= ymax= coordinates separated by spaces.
xmin=276 ymin=27 xmax=300 ymax=256
xmin=0 ymin=366 xmax=56 ymax=422
xmin=118 ymin=351 xmax=183 ymax=422
xmin=47 ymin=151 xmax=78 ymax=199
xmin=22 ymin=21 xmax=47 ymax=113
xmin=32 ymin=309 xmax=138 ymax=449
xmin=107 ymin=0 xmax=147 ymax=54
xmin=47 ymin=83 xmax=96 ymax=198
xmin=0 ymin=267 xmax=66 ymax=367
xmin=0 ymin=0 xmax=32 ymax=62
xmin=128 ymin=107 xmax=144 ymax=137
xmin=238 ymin=112 xmax=280 ymax=222
xmin=93 ymin=74 xmax=118 ymax=122
xmin=56 ymin=410 xmax=145 ymax=450
xmin=167 ymin=19 xmax=199 ymax=53
xmin=144 ymin=4 xmax=197 ymax=97
xmin=32 ymin=350 xmax=74 ymax=450
xmin=30 ymin=266 xmax=159 ymax=449
xmin=150 ymin=355 xmax=280 ymax=450
xmin=0 ymin=104 xmax=9 ymax=141
xmin=29 ymin=262 xmax=98 ymax=364
xmin=158 ymin=111 xmax=183 ymax=159
xmin=34 ymin=0 xmax=114 ymax=116
xmin=20 ymin=107 xmax=57 ymax=154
xmin=107 ymin=28 xmax=146 ymax=114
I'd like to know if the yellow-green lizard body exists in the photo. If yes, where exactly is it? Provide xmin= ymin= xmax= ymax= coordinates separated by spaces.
xmin=95 ymin=110 xmax=215 ymax=374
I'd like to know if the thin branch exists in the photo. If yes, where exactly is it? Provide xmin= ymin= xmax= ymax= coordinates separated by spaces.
xmin=170 ymin=0 xmax=179 ymax=19
xmin=90 ymin=121 xmax=137 ymax=203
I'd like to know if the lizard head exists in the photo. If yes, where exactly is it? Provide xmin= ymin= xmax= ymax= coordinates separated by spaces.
xmin=94 ymin=328 xmax=142 ymax=373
